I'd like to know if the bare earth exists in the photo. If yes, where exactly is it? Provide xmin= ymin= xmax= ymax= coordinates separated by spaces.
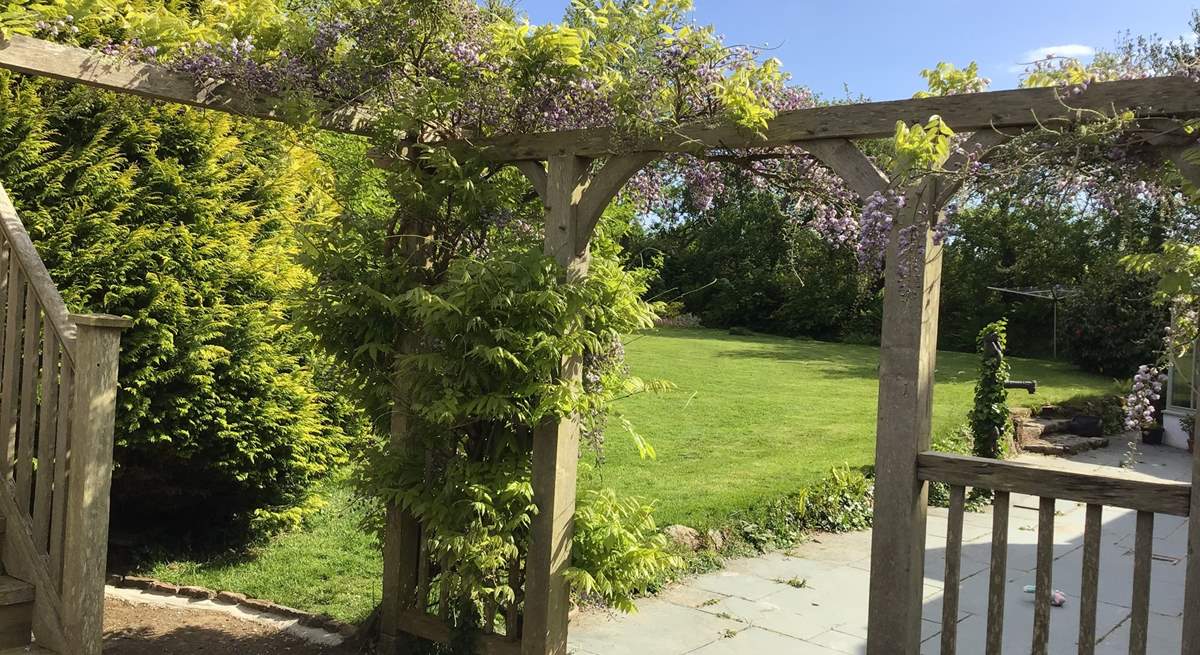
xmin=103 ymin=598 xmax=350 ymax=654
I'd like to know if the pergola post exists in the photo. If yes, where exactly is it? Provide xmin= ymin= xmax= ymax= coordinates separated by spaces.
xmin=379 ymin=350 xmax=422 ymax=653
xmin=522 ymin=154 xmax=589 ymax=655
xmin=1166 ymin=144 xmax=1200 ymax=653
xmin=866 ymin=179 xmax=946 ymax=655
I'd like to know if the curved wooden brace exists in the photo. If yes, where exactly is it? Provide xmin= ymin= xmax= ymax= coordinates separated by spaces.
xmin=802 ymin=139 xmax=889 ymax=198
xmin=514 ymin=161 xmax=549 ymax=202
xmin=577 ymin=153 xmax=658 ymax=249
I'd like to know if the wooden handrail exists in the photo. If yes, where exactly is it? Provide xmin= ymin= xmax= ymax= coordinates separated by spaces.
xmin=0 ymin=185 xmax=75 ymax=361
xmin=917 ymin=451 xmax=1191 ymax=516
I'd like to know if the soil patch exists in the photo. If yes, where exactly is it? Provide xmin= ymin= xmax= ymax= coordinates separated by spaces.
xmin=103 ymin=597 xmax=352 ymax=654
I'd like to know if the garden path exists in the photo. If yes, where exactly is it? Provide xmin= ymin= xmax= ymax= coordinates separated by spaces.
xmin=569 ymin=433 xmax=1192 ymax=655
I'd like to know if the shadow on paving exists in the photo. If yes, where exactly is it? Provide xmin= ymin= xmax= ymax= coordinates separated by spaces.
xmin=568 ymin=439 xmax=1191 ymax=655
xmin=919 ymin=497 xmax=1187 ymax=655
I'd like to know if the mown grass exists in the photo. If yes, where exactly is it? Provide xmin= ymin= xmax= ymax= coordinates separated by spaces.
xmin=143 ymin=327 xmax=1118 ymax=622
xmin=143 ymin=477 xmax=383 ymax=624
xmin=583 ymin=327 xmax=1119 ymax=529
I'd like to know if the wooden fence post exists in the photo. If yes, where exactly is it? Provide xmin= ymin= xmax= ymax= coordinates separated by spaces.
xmin=379 ymin=365 xmax=422 ymax=653
xmin=1183 ymin=365 xmax=1200 ymax=652
xmin=866 ymin=180 xmax=945 ymax=655
xmin=60 ymin=313 xmax=130 ymax=655
xmin=522 ymin=154 xmax=589 ymax=655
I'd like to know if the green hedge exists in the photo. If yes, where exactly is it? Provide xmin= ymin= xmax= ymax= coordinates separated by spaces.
xmin=0 ymin=72 xmax=364 ymax=545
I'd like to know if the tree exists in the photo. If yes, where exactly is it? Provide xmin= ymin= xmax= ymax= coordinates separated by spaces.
xmin=0 ymin=71 xmax=363 ymax=545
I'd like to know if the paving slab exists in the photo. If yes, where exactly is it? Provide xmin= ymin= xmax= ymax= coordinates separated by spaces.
xmin=569 ymin=434 xmax=1192 ymax=655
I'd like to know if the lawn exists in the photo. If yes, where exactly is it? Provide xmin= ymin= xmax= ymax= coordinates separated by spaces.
xmin=144 ymin=327 xmax=1118 ymax=622
xmin=584 ymin=327 xmax=1119 ymax=528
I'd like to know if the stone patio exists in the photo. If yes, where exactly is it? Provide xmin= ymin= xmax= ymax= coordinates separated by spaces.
xmin=569 ymin=434 xmax=1192 ymax=654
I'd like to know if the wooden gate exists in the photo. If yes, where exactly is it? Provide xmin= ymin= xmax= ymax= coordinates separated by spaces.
xmin=864 ymin=164 xmax=1200 ymax=654
xmin=0 ymin=183 xmax=130 ymax=654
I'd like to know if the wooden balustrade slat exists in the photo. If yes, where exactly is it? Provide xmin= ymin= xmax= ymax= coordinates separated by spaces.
xmin=1032 ymin=497 xmax=1056 ymax=655
xmin=32 ymin=331 xmax=59 ymax=551
xmin=48 ymin=361 xmax=72 ymax=589
xmin=918 ymin=452 xmax=1191 ymax=516
xmin=416 ymin=525 xmax=431 ymax=612
xmin=15 ymin=286 xmax=41 ymax=508
xmin=1129 ymin=511 xmax=1153 ymax=655
xmin=986 ymin=491 xmax=1010 ymax=655
xmin=483 ymin=596 xmax=497 ymax=635
xmin=0 ymin=244 xmax=9 ymax=375
xmin=940 ymin=485 xmax=965 ymax=655
xmin=0 ymin=262 xmax=24 ymax=476
xmin=438 ymin=553 xmax=452 ymax=620
xmin=1077 ymin=504 xmax=1102 ymax=655
xmin=505 ymin=557 xmax=522 ymax=639
xmin=0 ymin=186 xmax=74 ymax=360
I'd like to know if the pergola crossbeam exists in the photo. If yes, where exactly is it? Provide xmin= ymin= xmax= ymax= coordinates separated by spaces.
xmin=4 ymin=34 xmax=1200 ymax=160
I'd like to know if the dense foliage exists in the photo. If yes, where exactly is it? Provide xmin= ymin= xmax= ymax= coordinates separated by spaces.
xmin=0 ymin=71 xmax=363 ymax=542
xmin=970 ymin=320 xmax=1012 ymax=459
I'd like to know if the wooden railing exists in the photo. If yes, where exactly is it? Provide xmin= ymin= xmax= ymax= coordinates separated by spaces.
xmin=918 ymin=451 xmax=1192 ymax=655
xmin=0 ymin=183 xmax=129 ymax=654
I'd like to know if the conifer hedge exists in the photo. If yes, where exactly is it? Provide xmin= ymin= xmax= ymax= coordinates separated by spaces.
xmin=0 ymin=71 xmax=362 ymax=545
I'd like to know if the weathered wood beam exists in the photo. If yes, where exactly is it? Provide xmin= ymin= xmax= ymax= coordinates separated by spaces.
xmin=463 ymin=77 xmax=1200 ymax=160
xmin=917 ymin=452 xmax=1192 ymax=516
xmin=0 ymin=34 xmax=374 ymax=135
xmin=1185 ymin=381 xmax=1200 ymax=653
xmin=6 ymin=36 xmax=1200 ymax=163
xmin=514 ymin=161 xmax=549 ymax=201
xmin=865 ymin=176 xmax=946 ymax=655
xmin=577 ymin=153 xmax=657 ymax=246
xmin=523 ymin=154 xmax=589 ymax=655
xmin=801 ymin=139 xmax=888 ymax=198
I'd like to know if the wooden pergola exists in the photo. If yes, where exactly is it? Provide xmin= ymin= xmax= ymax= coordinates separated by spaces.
xmin=3 ymin=33 xmax=1200 ymax=655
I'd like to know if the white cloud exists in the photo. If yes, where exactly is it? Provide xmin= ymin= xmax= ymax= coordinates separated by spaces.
xmin=1007 ymin=44 xmax=1096 ymax=73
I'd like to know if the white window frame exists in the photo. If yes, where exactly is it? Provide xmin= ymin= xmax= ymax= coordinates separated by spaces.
xmin=1167 ymin=345 xmax=1198 ymax=414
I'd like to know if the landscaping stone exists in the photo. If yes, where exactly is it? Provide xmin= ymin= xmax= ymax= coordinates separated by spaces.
xmin=1013 ymin=417 xmax=1072 ymax=443
xmin=147 ymin=581 xmax=180 ymax=595
xmin=664 ymin=524 xmax=702 ymax=551
xmin=177 ymin=585 xmax=215 ymax=600
xmin=706 ymin=528 xmax=726 ymax=551
xmin=120 ymin=576 xmax=154 ymax=590
xmin=1021 ymin=434 xmax=1108 ymax=456
xmin=1009 ymin=406 xmax=1033 ymax=419
xmin=215 ymin=591 xmax=248 ymax=605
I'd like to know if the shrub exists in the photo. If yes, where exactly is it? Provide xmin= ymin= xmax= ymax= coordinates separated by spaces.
xmin=970 ymin=319 xmax=1013 ymax=459
xmin=567 ymin=489 xmax=683 ymax=612
xmin=1061 ymin=261 xmax=1167 ymax=376
xmin=0 ymin=73 xmax=362 ymax=544
xmin=730 ymin=466 xmax=874 ymax=551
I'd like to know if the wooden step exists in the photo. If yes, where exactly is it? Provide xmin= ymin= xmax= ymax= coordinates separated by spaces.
xmin=0 ymin=578 xmax=32 ymax=607
xmin=0 ymin=576 xmax=34 ymax=651
xmin=0 ymin=646 xmax=54 ymax=654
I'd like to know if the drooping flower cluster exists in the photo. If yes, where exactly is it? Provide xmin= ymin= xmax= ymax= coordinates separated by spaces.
xmin=1125 ymin=365 xmax=1168 ymax=429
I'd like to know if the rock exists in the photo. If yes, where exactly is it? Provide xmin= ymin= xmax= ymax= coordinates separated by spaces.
xmin=240 ymin=597 xmax=283 ymax=614
xmin=120 ymin=576 xmax=154 ymax=590
xmin=1014 ymin=417 xmax=1072 ymax=444
xmin=215 ymin=591 xmax=248 ymax=605
xmin=1021 ymin=434 xmax=1109 ymax=456
xmin=106 ymin=574 xmax=124 ymax=586
xmin=663 ymin=524 xmax=702 ymax=551
xmin=178 ymin=586 xmax=215 ymax=600
xmin=147 ymin=581 xmax=180 ymax=595
xmin=1010 ymin=406 xmax=1033 ymax=419
xmin=705 ymin=528 xmax=726 ymax=551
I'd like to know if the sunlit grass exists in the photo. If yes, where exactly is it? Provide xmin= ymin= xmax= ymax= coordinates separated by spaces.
xmin=144 ymin=327 xmax=1118 ymax=622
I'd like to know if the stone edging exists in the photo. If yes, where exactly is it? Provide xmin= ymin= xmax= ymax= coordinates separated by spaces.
xmin=107 ymin=574 xmax=358 ymax=638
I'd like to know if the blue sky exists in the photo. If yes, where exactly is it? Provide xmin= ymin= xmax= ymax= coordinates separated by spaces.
xmin=515 ymin=1 xmax=1199 ymax=101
